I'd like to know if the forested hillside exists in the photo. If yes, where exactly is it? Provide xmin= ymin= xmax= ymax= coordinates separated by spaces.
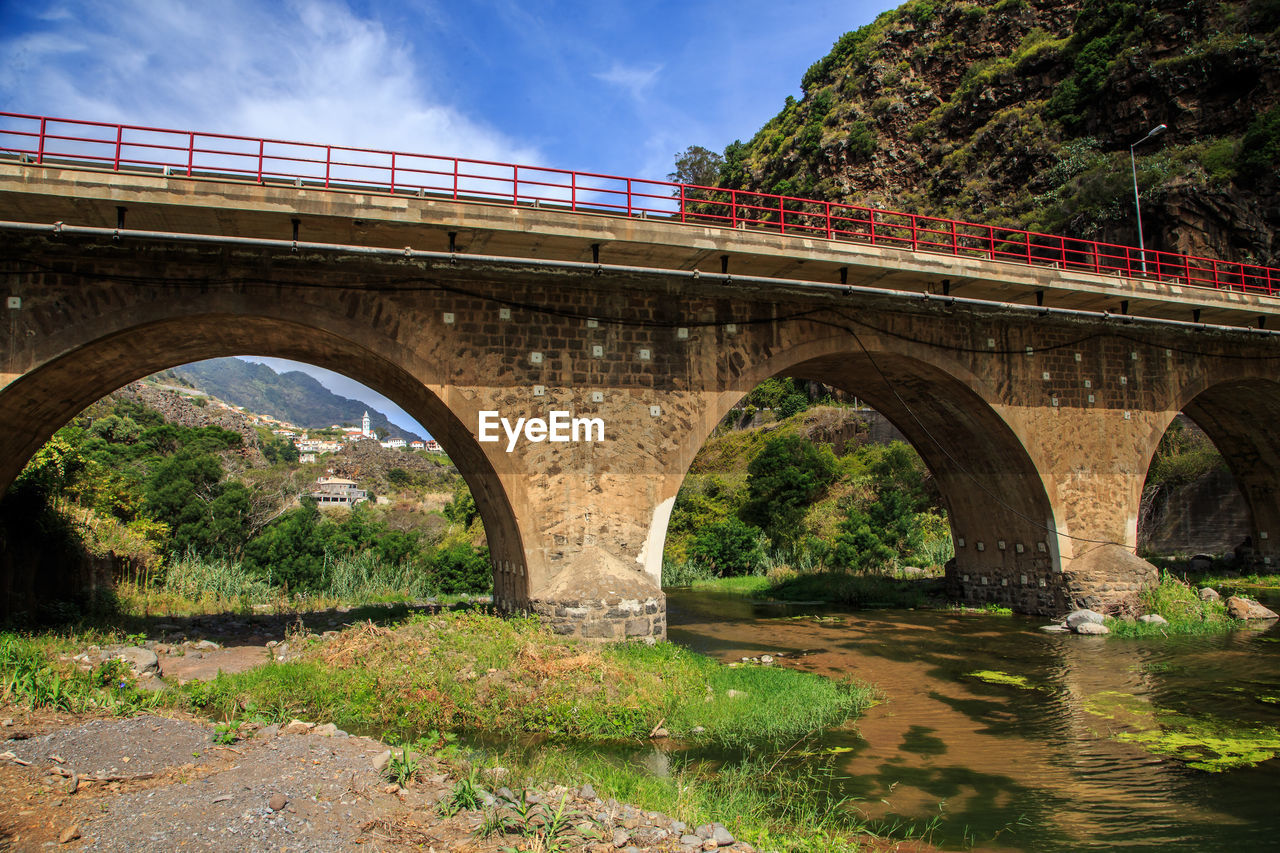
xmin=694 ymin=0 xmax=1279 ymax=265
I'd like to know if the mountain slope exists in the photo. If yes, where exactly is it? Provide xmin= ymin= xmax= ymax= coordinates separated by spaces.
xmin=171 ymin=359 xmax=424 ymax=441
xmin=718 ymin=0 xmax=1279 ymax=265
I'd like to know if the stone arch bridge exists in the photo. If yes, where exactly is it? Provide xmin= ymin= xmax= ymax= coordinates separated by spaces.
xmin=3 ymin=155 xmax=1279 ymax=637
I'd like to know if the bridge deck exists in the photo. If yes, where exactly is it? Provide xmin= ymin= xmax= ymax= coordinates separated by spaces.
xmin=2 ymin=161 xmax=1277 ymax=331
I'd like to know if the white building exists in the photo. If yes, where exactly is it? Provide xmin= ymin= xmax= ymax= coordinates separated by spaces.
xmin=380 ymin=437 xmax=407 ymax=450
xmin=310 ymin=476 xmax=367 ymax=506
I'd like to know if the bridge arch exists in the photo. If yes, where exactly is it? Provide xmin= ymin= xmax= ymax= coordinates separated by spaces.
xmin=1160 ymin=374 xmax=1280 ymax=568
xmin=0 ymin=310 xmax=526 ymax=608
xmin=661 ymin=328 xmax=1066 ymax=613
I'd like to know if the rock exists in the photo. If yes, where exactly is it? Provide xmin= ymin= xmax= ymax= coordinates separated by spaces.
xmin=313 ymin=723 xmax=338 ymax=737
xmin=115 ymin=647 xmax=159 ymax=675
xmin=282 ymin=719 xmax=314 ymax=735
xmin=759 ymin=654 xmax=774 ymax=664
xmin=383 ymin=783 xmax=400 ymax=794
xmin=496 ymin=786 xmax=517 ymax=803
xmin=612 ymin=828 xmax=630 ymax=847
xmin=681 ymin=836 xmax=702 ymax=847
xmin=1226 ymin=596 xmax=1280 ymax=620
xmin=58 ymin=825 xmax=80 ymax=844
xmin=711 ymin=824 xmax=735 ymax=846
xmin=258 ymin=724 xmax=280 ymax=740
xmin=695 ymin=824 xmax=715 ymax=840
xmin=650 ymin=727 xmax=669 ymax=739
xmin=1065 ymin=609 xmax=1105 ymax=630
xmin=1039 ymin=623 xmax=1070 ymax=633
xmin=1075 ymin=621 xmax=1111 ymax=635
xmin=702 ymin=840 xmax=719 ymax=852
xmin=194 ymin=639 xmax=219 ymax=651
xmin=1138 ymin=614 xmax=1169 ymax=625
xmin=579 ymin=783 xmax=596 ymax=800
xmin=1199 ymin=587 xmax=1221 ymax=602
xmin=268 ymin=793 xmax=287 ymax=811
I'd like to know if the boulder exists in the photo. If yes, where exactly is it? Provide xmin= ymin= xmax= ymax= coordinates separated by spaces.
xmin=1075 ymin=621 xmax=1111 ymax=635
xmin=1199 ymin=587 xmax=1221 ymax=602
xmin=1226 ymin=596 xmax=1279 ymax=620
xmin=1065 ymin=609 xmax=1105 ymax=630
xmin=115 ymin=647 xmax=159 ymax=676
xmin=1138 ymin=614 xmax=1170 ymax=625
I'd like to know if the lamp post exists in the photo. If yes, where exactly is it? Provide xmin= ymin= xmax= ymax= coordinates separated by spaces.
xmin=1130 ymin=123 xmax=1167 ymax=275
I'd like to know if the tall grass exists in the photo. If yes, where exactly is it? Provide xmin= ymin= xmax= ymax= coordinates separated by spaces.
xmin=1107 ymin=571 xmax=1233 ymax=638
xmin=323 ymin=550 xmax=434 ymax=600
xmin=185 ymin=611 xmax=873 ymax=747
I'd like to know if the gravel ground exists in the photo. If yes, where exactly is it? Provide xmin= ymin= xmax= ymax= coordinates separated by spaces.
xmin=0 ymin=712 xmax=771 ymax=852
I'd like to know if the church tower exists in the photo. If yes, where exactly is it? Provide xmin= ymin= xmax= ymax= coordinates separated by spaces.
xmin=362 ymin=411 xmax=371 ymax=437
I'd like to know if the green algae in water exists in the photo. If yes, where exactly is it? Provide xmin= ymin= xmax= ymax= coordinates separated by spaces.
xmin=1085 ymin=690 xmax=1280 ymax=772
xmin=966 ymin=670 xmax=1040 ymax=690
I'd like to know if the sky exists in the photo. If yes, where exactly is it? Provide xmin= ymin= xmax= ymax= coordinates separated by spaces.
xmin=0 ymin=0 xmax=897 ymax=435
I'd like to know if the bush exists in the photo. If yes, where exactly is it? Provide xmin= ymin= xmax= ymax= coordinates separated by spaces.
xmin=687 ymin=517 xmax=767 ymax=577
xmin=428 ymin=544 xmax=491 ymax=594
xmin=741 ymin=435 xmax=837 ymax=548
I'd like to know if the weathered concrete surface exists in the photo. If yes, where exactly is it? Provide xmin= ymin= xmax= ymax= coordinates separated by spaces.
xmin=4 ymin=165 xmax=1280 ymax=631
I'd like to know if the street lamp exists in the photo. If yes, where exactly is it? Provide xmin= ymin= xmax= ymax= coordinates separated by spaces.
xmin=1130 ymin=123 xmax=1167 ymax=275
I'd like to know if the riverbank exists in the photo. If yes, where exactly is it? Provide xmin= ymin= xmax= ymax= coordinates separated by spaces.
xmin=0 ymin=606 xmax=908 ymax=851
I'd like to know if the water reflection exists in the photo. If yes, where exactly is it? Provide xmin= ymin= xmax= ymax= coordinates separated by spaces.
xmin=666 ymin=590 xmax=1280 ymax=851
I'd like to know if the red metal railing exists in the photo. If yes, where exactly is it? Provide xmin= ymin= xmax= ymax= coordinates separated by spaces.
xmin=1 ymin=111 xmax=1276 ymax=296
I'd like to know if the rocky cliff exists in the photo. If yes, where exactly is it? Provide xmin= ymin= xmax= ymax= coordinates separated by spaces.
xmin=720 ymin=0 xmax=1279 ymax=265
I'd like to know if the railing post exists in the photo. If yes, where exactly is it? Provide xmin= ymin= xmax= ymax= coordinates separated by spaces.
xmin=680 ymin=184 xmax=686 ymax=224
xmin=325 ymin=146 xmax=331 ymax=188
xmin=114 ymin=124 xmax=123 ymax=171
xmin=950 ymin=219 xmax=957 ymax=255
xmin=1092 ymin=241 xmax=1100 ymax=274
xmin=911 ymin=214 xmax=919 ymax=251
xmin=1059 ymin=236 xmax=1066 ymax=268
xmin=37 ymin=117 xmax=46 ymax=164
xmin=513 ymin=165 xmax=519 ymax=206
xmin=452 ymin=158 xmax=458 ymax=200
xmin=187 ymin=132 xmax=194 ymax=176
xmin=627 ymin=178 xmax=632 ymax=217
xmin=825 ymin=201 xmax=832 ymax=240
xmin=257 ymin=138 xmax=264 ymax=184
xmin=572 ymin=172 xmax=578 ymax=212
xmin=1024 ymin=230 xmax=1032 ymax=264
xmin=870 ymin=210 xmax=877 ymax=246
xmin=987 ymin=226 xmax=995 ymax=260
xmin=731 ymin=189 xmax=737 ymax=228
xmin=390 ymin=152 xmax=396 ymax=193
xmin=779 ymin=196 xmax=786 ymax=234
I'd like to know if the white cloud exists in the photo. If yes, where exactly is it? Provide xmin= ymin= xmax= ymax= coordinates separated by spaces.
xmin=593 ymin=62 xmax=663 ymax=101
xmin=0 ymin=0 xmax=539 ymax=164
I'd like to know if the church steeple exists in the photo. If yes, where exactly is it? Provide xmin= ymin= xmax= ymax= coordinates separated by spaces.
xmin=362 ymin=411 xmax=371 ymax=437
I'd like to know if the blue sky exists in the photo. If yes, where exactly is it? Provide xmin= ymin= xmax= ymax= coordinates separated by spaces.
xmin=1 ymin=0 xmax=896 ymax=434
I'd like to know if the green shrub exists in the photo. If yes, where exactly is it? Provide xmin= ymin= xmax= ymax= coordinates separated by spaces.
xmin=687 ymin=517 xmax=767 ymax=577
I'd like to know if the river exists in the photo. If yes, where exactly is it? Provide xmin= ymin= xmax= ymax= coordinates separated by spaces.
xmin=665 ymin=588 xmax=1280 ymax=851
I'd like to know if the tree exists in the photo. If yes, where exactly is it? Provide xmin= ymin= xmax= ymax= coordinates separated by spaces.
xmin=668 ymin=145 xmax=724 ymax=189
xmin=687 ymin=517 xmax=766 ymax=576
xmin=740 ymin=435 xmax=837 ymax=548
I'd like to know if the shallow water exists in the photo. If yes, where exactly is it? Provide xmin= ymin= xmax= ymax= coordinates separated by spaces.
xmin=666 ymin=589 xmax=1280 ymax=851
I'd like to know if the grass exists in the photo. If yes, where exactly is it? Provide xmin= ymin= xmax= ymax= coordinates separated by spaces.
xmin=180 ymin=610 xmax=874 ymax=748
xmin=677 ymin=569 xmax=944 ymax=610
xmin=113 ymin=551 xmax=473 ymax=619
xmin=0 ymin=632 xmax=162 ymax=716
xmin=1105 ymin=571 xmax=1234 ymax=638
